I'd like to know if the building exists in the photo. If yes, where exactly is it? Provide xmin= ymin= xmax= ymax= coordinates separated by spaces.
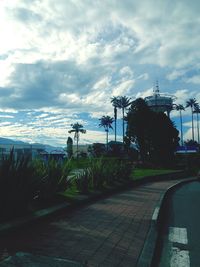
xmin=72 ymin=144 xmax=90 ymax=156
xmin=0 ymin=143 xmax=45 ymax=160
xmin=40 ymin=149 xmax=67 ymax=161
xmin=145 ymin=83 xmax=176 ymax=117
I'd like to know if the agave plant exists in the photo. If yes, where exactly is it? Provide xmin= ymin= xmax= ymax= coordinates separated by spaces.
xmin=33 ymin=159 xmax=73 ymax=201
xmin=74 ymin=168 xmax=91 ymax=194
xmin=0 ymin=148 xmax=39 ymax=219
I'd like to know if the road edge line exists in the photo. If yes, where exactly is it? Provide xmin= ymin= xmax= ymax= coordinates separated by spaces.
xmin=136 ymin=176 xmax=197 ymax=267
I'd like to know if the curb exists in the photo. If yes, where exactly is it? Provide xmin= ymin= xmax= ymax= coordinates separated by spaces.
xmin=136 ymin=176 xmax=197 ymax=267
xmin=0 ymin=170 xmax=189 ymax=237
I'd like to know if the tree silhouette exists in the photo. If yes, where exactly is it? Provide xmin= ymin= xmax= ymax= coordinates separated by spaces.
xmin=175 ymin=104 xmax=185 ymax=146
xmin=126 ymin=98 xmax=152 ymax=161
xmin=186 ymin=98 xmax=197 ymax=141
xmin=111 ymin=96 xmax=120 ymax=142
xmin=66 ymin=136 xmax=73 ymax=158
xmin=68 ymin=123 xmax=86 ymax=157
xmin=99 ymin=115 xmax=114 ymax=151
xmin=126 ymin=98 xmax=179 ymax=165
xmin=117 ymin=96 xmax=131 ymax=144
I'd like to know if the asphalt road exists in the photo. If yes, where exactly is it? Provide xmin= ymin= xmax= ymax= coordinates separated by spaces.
xmin=157 ymin=180 xmax=200 ymax=267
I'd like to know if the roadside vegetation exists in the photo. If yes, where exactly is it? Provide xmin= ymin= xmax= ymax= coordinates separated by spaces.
xmin=132 ymin=168 xmax=177 ymax=180
xmin=0 ymin=153 xmax=133 ymax=221
xmin=2 ymin=96 xmax=200 ymax=222
xmin=0 ymin=149 xmax=181 ymax=222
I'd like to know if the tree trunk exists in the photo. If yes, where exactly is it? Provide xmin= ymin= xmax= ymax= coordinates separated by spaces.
xmin=106 ymin=129 xmax=108 ymax=151
xmin=197 ymin=113 xmax=200 ymax=144
xmin=76 ymin=134 xmax=78 ymax=159
xmin=122 ymin=108 xmax=125 ymax=144
xmin=180 ymin=110 xmax=183 ymax=146
xmin=114 ymin=106 xmax=117 ymax=142
xmin=191 ymin=107 xmax=194 ymax=141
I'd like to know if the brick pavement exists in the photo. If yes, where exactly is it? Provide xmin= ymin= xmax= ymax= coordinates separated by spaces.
xmin=0 ymin=179 xmax=183 ymax=267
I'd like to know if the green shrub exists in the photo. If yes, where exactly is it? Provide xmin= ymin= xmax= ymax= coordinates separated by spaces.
xmin=74 ymin=168 xmax=91 ymax=194
xmin=0 ymin=149 xmax=39 ymax=219
xmin=81 ymin=158 xmax=133 ymax=190
xmin=0 ymin=150 xmax=133 ymax=221
xmin=89 ymin=158 xmax=107 ymax=189
xmin=34 ymin=159 xmax=73 ymax=201
xmin=114 ymin=159 xmax=133 ymax=181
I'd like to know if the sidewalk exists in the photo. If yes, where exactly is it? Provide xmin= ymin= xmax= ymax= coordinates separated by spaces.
xmin=0 ymin=179 xmax=189 ymax=267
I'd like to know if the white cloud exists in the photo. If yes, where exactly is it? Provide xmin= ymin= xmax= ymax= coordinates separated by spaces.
xmin=120 ymin=66 xmax=133 ymax=77
xmin=185 ymin=75 xmax=200 ymax=85
xmin=174 ymin=89 xmax=196 ymax=105
xmin=112 ymin=79 xmax=135 ymax=96
xmin=137 ymin=73 xmax=149 ymax=80
xmin=166 ymin=70 xmax=186 ymax=81
xmin=136 ymin=88 xmax=154 ymax=99
xmin=93 ymin=76 xmax=111 ymax=90
xmin=0 ymin=115 xmax=14 ymax=118
xmin=0 ymin=0 xmax=200 ymax=145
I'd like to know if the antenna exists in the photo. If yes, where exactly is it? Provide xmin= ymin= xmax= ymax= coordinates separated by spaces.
xmin=153 ymin=80 xmax=160 ymax=96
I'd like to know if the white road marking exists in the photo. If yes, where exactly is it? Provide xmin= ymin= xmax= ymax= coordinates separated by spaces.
xmin=168 ymin=227 xmax=188 ymax=244
xmin=170 ymin=247 xmax=190 ymax=267
xmin=152 ymin=207 xmax=159 ymax=221
xmin=168 ymin=227 xmax=190 ymax=267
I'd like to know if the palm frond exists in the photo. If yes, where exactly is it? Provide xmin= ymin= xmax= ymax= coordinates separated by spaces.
xmin=185 ymin=98 xmax=197 ymax=108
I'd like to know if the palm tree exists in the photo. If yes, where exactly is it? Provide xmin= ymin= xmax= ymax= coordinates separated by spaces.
xmin=175 ymin=104 xmax=185 ymax=146
xmin=193 ymin=103 xmax=200 ymax=144
xmin=111 ymin=96 xmax=120 ymax=142
xmin=186 ymin=98 xmax=197 ymax=141
xmin=99 ymin=115 xmax=114 ymax=151
xmin=68 ymin=123 xmax=86 ymax=157
xmin=117 ymin=96 xmax=132 ymax=144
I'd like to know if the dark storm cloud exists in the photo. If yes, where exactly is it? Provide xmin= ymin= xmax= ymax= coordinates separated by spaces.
xmin=0 ymin=59 xmax=110 ymax=110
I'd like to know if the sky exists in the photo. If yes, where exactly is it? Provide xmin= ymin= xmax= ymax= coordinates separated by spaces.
xmin=0 ymin=0 xmax=200 ymax=147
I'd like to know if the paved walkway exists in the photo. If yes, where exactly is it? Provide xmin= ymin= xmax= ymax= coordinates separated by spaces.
xmin=0 ymin=179 xmax=184 ymax=267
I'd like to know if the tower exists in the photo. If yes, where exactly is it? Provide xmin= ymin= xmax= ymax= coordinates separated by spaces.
xmin=145 ymin=82 xmax=176 ymax=117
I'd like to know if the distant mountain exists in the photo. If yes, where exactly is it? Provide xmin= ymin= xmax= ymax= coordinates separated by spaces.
xmin=0 ymin=137 xmax=28 ymax=145
xmin=0 ymin=137 xmax=64 ymax=152
xmin=32 ymin=143 xmax=63 ymax=153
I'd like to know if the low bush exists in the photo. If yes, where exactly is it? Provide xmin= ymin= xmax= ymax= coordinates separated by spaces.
xmin=33 ymin=159 xmax=73 ymax=201
xmin=0 ymin=149 xmax=39 ymax=219
xmin=113 ymin=159 xmax=133 ymax=182
xmin=74 ymin=168 xmax=91 ymax=194
xmin=0 ymin=151 xmax=133 ymax=221
xmin=73 ymin=157 xmax=133 ymax=192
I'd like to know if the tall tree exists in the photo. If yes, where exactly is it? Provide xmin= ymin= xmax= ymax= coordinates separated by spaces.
xmin=117 ymin=96 xmax=131 ymax=144
xmin=186 ymin=98 xmax=197 ymax=141
xmin=126 ymin=98 xmax=179 ymax=165
xmin=193 ymin=103 xmax=200 ymax=144
xmin=175 ymin=104 xmax=185 ymax=146
xmin=99 ymin=115 xmax=114 ymax=151
xmin=126 ymin=98 xmax=153 ymax=161
xmin=111 ymin=96 xmax=120 ymax=142
xmin=68 ymin=123 xmax=86 ymax=158
xmin=66 ymin=137 xmax=73 ymax=158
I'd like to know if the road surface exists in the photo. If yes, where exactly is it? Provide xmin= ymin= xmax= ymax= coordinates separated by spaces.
xmin=157 ymin=180 xmax=200 ymax=267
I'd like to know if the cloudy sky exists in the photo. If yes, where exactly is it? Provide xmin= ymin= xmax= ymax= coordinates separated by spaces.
xmin=0 ymin=0 xmax=200 ymax=147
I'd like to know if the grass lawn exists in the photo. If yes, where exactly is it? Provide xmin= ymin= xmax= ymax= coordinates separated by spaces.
xmin=132 ymin=168 xmax=177 ymax=180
